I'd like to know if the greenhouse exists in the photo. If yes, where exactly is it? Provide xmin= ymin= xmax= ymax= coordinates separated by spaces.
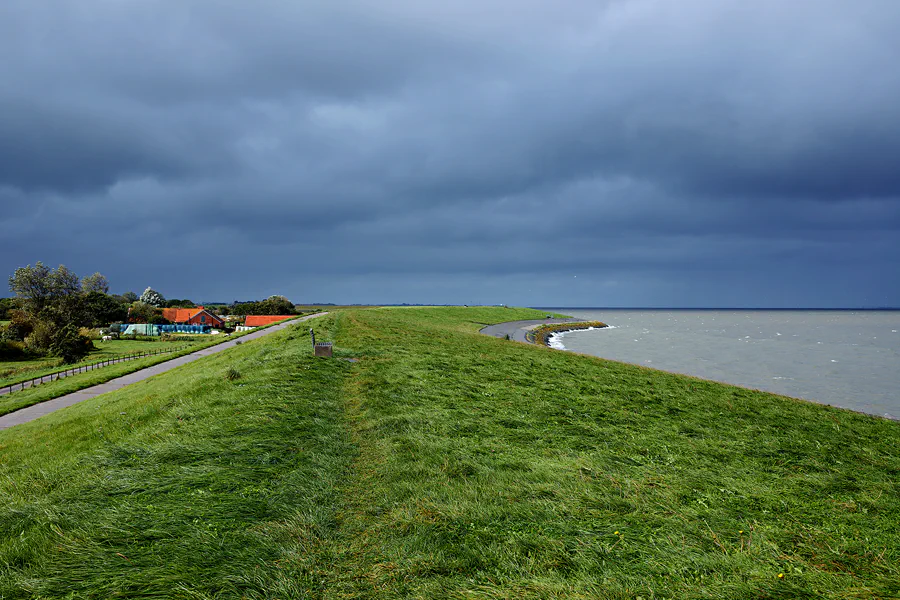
xmin=120 ymin=324 xmax=213 ymax=336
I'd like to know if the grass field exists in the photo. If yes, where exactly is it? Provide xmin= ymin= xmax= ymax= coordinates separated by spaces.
xmin=0 ymin=339 xmax=200 ymax=388
xmin=0 ymin=325 xmax=281 ymax=418
xmin=0 ymin=345 xmax=204 ymax=418
xmin=0 ymin=307 xmax=897 ymax=598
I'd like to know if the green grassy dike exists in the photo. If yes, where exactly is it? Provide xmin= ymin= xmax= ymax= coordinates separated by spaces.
xmin=0 ymin=322 xmax=295 ymax=418
xmin=1 ymin=307 xmax=898 ymax=598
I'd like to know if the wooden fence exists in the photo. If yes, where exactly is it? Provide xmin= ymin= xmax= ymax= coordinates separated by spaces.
xmin=0 ymin=346 xmax=189 ymax=396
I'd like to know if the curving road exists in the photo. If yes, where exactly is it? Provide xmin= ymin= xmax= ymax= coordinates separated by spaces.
xmin=479 ymin=318 xmax=584 ymax=344
xmin=0 ymin=313 xmax=327 ymax=430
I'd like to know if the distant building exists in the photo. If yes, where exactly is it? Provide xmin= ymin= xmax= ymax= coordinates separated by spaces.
xmin=244 ymin=315 xmax=295 ymax=327
xmin=121 ymin=324 xmax=159 ymax=336
xmin=161 ymin=307 xmax=225 ymax=328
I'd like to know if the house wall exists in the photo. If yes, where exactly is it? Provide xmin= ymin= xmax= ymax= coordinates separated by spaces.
xmin=185 ymin=311 xmax=224 ymax=327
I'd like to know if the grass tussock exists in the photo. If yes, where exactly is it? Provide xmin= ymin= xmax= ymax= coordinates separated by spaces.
xmin=0 ymin=306 xmax=898 ymax=598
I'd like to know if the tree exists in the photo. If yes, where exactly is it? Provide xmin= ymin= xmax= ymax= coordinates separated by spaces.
xmin=81 ymin=272 xmax=110 ymax=294
xmin=128 ymin=301 xmax=158 ymax=323
xmin=230 ymin=295 xmax=296 ymax=316
xmin=50 ymin=323 xmax=93 ymax=364
xmin=0 ymin=297 xmax=16 ymax=320
xmin=261 ymin=295 xmax=296 ymax=315
xmin=80 ymin=292 xmax=129 ymax=327
xmin=9 ymin=262 xmax=80 ymax=317
xmin=9 ymin=262 xmax=92 ymax=362
xmin=140 ymin=287 xmax=165 ymax=307
xmin=2 ymin=309 xmax=33 ymax=342
xmin=121 ymin=291 xmax=138 ymax=303
xmin=165 ymin=298 xmax=196 ymax=308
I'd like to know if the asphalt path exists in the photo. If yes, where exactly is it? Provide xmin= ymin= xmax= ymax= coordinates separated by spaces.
xmin=479 ymin=318 xmax=585 ymax=344
xmin=1 ymin=348 xmax=189 ymax=397
xmin=0 ymin=313 xmax=326 ymax=431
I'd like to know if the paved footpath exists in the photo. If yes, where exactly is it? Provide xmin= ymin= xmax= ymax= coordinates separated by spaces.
xmin=1 ymin=349 xmax=185 ymax=397
xmin=0 ymin=313 xmax=326 ymax=431
xmin=479 ymin=317 xmax=585 ymax=344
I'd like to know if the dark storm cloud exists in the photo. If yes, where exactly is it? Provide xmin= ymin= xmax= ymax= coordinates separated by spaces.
xmin=1 ymin=0 xmax=899 ymax=306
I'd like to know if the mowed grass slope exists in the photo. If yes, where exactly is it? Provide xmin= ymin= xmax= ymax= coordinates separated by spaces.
xmin=1 ymin=307 xmax=898 ymax=598
xmin=0 ymin=339 xmax=197 ymax=388
xmin=0 ymin=325 xmax=285 ymax=418
xmin=0 ymin=316 xmax=355 ymax=598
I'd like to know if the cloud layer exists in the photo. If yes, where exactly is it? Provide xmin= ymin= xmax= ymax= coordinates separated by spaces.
xmin=2 ymin=0 xmax=899 ymax=306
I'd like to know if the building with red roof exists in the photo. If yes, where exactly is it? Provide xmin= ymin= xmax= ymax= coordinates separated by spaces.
xmin=161 ymin=307 xmax=225 ymax=328
xmin=244 ymin=315 xmax=295 ymax=327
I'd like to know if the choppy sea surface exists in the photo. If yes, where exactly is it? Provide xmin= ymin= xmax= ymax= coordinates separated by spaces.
xmin=543 ymin=309 xmax=900 ymax=420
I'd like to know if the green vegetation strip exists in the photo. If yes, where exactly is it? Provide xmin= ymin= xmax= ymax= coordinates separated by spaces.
xmin=0 ymin=345 xmax=191 ymax=393
xmin=529 ymin=320 xmax=609 ymax=345
xmin=0 ymin=346 xmax=200 ymax=418
xmin=1 ymin=339 xmax=198 ymax=388
xmin=1 ymin=307 xmax=898 ymax=598
xmin=0 ymin=325 xmax=283 ymax=418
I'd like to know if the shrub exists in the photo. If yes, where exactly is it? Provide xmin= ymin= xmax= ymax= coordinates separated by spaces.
xmin=79 ymin=327 xmax=102 ymax=340
xmin=0 ymin=340 xmax=27 ymax=360
xmin=50 ymin=324 xmax=94 ymax=363
xmin=160 ymin=334 xmax=202 ymax=342
xmin=24 ymin=321 xmax=53 ymax=354
xmin=4 ymin=310 xmax=33 ymax=342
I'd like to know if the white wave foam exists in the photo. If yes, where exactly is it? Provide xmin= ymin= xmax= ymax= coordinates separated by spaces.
xmin=547 ymin=333 xmax=566 ymax=350
xmin=547 ymin=324 xmax=615 ymax=350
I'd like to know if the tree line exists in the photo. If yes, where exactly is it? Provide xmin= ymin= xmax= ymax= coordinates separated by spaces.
xmin=2 ymin=263 xmax=298 ymax=363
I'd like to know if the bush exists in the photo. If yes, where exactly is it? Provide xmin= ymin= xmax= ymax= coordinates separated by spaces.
xmin=0 ymin=297 xmax=16 ymax=321
xmin=50 ymin=324 xmax=94 ymax=363
xmin=79 ymin=327 xmax=102 ymax=340
xmin=4 ymin=310 xmax=33 ymax=342
xmin=160 ymin=334 xmax=202 ymax=342
xmin=128 ymin=335 xmax=159 ymax=342
xmin=0 ymin=340 xmax=27 ymax=360
xmin=24 ymin=321 xmax=53 ymax=354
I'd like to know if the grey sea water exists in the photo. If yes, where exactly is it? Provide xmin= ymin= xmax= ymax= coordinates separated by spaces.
xmin=545 ymin=309 xmax=900 ymax=420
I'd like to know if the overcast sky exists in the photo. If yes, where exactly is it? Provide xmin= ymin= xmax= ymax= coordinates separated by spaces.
xmin=2 ymin=1 xmax=899 ymax=307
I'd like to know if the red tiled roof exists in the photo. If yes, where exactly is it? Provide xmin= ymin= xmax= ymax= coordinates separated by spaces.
xmin=161 ymin=308 xmax=202 ymax=323
xmin=245 ymin=315 xmax=294 ymax=327
xmin=160 ymin=307 xmax=224 ymax=325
